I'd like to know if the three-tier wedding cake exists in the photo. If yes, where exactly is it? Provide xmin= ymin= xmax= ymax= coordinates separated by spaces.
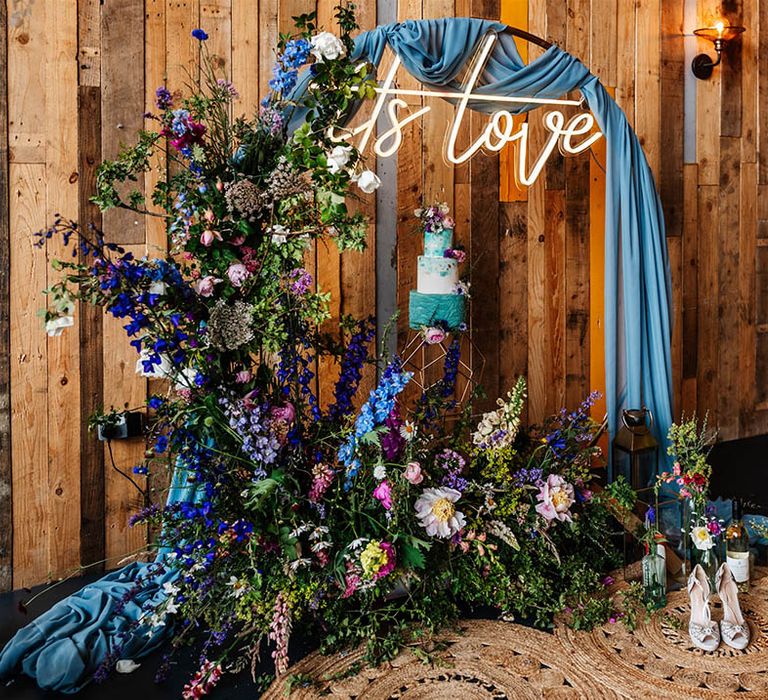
xmin=408 ymin=203 xmax=466 ymax=330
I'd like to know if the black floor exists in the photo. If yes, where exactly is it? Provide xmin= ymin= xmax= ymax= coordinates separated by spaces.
xmin=0 ymin=573 xmax=309 ymax=699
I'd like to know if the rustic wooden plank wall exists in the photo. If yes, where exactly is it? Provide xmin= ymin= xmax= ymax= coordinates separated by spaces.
xmin=1 ymin=0 xmax=766 ymax=589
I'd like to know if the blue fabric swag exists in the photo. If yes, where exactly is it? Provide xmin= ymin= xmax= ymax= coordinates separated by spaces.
xmin=0 ymin=17 xmax=673 ymax=694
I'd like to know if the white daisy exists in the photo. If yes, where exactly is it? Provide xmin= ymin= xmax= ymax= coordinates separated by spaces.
xmin=227 ymin=575 xmax=248 ymax=598
xmin=400 ymin=421 xmax=417 ymax=442
xmin=373 ymin=464 xmax=387 ymax=481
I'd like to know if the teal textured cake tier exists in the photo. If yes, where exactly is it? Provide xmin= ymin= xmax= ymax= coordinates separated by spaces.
xmin=424 ymin=229 xmax=453 ymax=257
xmin=409 ymin=291 xmax=466 ymax=330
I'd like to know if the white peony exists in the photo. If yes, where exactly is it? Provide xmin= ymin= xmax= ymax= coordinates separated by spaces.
xmin=135 ymin=349 xmax=172 ymax=378
xmin=326 ymin=144 xmax=353 ymax=174
xmin=310 ymin=32 xmax=346 ymax=62
xmin=415 ymin=487 xmax=466 ymax=539
xmin=691 ymin=525 xmax=714 ymax=550
xmin=45 ymin=314 xmax=74 ymax=337
xmin=355 ymin=169 xmax=381 ymax=194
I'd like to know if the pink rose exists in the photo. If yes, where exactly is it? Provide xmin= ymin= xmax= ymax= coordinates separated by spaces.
xmin=227 ymin=263 xmax=250 ymax=287
xmin=193 ymin=275 xmax=221 ymax=297
xmin=404 ymin=461 xmax=423 ymax=485
xmin=373 ymin=480 xmax=393 ymax=510
xmin=235 ymin=370 xmax=252 ymax=384
xmin=269 ymin=402 xmax=296 ymax=425
xmin=424 ymin=327 xmax=446 ymax=345
xmin=200 ymin=229 xmax=221 ymax=246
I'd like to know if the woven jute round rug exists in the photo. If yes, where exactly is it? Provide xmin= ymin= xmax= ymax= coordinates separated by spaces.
xmin=554 ymin=568 xmax=768 ymax=698
xmin=263 ymin=619 xmax=620 ymax=699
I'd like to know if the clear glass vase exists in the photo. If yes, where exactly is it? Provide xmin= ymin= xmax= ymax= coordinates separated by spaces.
xmin=692 ymin=545 xmax=720 ymax=591
xmin=642 ymin=551 xmax=667 ymax=609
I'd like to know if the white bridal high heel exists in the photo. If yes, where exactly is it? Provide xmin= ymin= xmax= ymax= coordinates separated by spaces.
xmin=717 ymin=563 xmax=750 ymax=650
xmin=688 ymin=564 xmax=720 ymax=652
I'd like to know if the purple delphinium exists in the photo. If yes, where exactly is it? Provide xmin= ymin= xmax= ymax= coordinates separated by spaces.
xmin=437 ymin=448 xmax=468 ymax=492
xmin=512 ymin=466 xmax=543 ymax=487
xmin=219 ymin=395 xmax=282 ymax=478
xmin=155 ymin=86 xmax=173 ymax=110
xmin=381 ymin=407 xmax=405 ymax=460
xmin=327 ymin=317 xmax=376 ymax=421
xmin=287 ymin=267 xmax=313 ymax=296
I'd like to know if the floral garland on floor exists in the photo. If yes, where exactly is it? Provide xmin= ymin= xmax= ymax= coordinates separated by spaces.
xmin=38 ymin=5 xmax=620 ymax=696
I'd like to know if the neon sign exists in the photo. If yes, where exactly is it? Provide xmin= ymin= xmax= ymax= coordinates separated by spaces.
xmin=331 ymin=33 xmax=602 ymax=187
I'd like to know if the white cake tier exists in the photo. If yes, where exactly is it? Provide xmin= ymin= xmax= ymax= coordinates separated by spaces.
xmin=417 ymin=256 xmax=458 ymax=294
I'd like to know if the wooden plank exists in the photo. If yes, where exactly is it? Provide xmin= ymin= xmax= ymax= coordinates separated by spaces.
xmin=46 ymin=0 xmax=81 ymax=580
xmin=635 ymin=0 xmax=660 ymax=180
xmin=78 ymin=85 xmax=106 ymax=571
xmin=103 ymin=246 xmax=148 ymax=563
xmin=659 ymin=0 xmax=684 ymax=236
xmin=201 ymin=0 xmax=232 ymax=75
xmin=102 ymin=0 xmax=146 ymax=244
xmin=759 ymin=0 xmax=768 ymax=182
xmin=545 ymin=188 xmax=566 ymax=411
xmin=10 ymin=164 xmax=49 ymax=588
xmin=695 ymin=0 xmax=720 ymax=185
xmin=564 ymin=155 xmax=589 ymax=408
xmin=696 ymin=185 xmax=719 ymax=420
xmin=232 ymin=0 xmax=260 ymax=119
xmin=716 ymin=137 xmax=740 ymax=439
xmin=258 ymin=0 xmax=279 ymax=104
xmin=668 ymin=235 xmax=682 ymax=418
xmin=78 ymin=0 xmax=102 ymax=88
xmin=589 ymin=114 xmax=607 ymax=433
xmin=719 ymin=0 xmax=742 ymax=139
xmin=589 ymin=0 xmax=617 ymax=86
xmin=166 ymin=1 xmax=199 ymax=93
xmin=526 ymin=0 xmax=548 ymax=422
xmin=614 ymin=0 xmax=636 ymax=126
xmin=740 ymin=0 xmax=756 ymax=163
xmin=145 ymin=0 xmax=168 ymax=255
xmin=681 ymin=164 xmax=698 ymax=386
xmin=739 ymin=162 xmax=758 ymax=433
xmin=0 ymin=0 xmax=11 ymax=591
xmin=499 ymin=202 xmax=528 ymax=403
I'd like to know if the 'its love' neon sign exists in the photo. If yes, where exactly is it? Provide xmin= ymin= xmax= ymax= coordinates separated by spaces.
xmin=331 ymin=33 xmax=602 ymax=187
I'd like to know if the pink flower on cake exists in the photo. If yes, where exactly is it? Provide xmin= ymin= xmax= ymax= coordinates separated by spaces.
xmin=423 ymin=326 xmax=446 ymax=344
xmin=535 ymin=474 xmax=575 ymax=523
xmin=373 ymin=480 xmax=393 ymax=510
xmin=404 ymin=461 xmax=424 ymax=485
xmin=444 ymin=248 xmax=466 ymax=263
xmin=415 ymin=487 xmax=465 ymax=538
xmin=227 ymin=262 xmax=250 ymax=287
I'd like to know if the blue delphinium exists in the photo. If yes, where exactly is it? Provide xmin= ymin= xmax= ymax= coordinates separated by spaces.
xmin=328 ymin=317 xmax=376 ymax=421
xmin=268 ymin=38 xmax=311 ymax=95
xmin=338 ymin=361 xmax=412 ymax=488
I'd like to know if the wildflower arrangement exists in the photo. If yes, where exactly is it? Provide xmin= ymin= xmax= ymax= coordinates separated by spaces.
xmin=33 ymin=6 xmax=620 ymax=694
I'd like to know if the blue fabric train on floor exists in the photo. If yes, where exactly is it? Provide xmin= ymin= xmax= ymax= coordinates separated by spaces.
xmin=0 ymin=17 xmax=673 ymax=693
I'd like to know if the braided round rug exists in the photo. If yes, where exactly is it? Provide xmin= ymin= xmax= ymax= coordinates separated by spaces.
xmin=263 ymin=619 xmax=620 ymax=699
xmin=554 ymin=568 xmax=768 ymax=698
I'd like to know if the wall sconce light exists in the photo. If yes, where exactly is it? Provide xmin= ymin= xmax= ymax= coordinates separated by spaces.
xmin=692 ymin=21 xmax=745 ymax=80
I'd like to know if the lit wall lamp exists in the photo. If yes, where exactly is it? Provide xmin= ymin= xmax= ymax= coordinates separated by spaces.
xmin=691 ymin=20 xmax=745 ymax=80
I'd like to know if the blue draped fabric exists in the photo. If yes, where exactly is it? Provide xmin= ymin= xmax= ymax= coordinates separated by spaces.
xmin=0 ymin=465 xmax=201 ymax=693
xmin=1 ymin=17 xmax=673 ymax=694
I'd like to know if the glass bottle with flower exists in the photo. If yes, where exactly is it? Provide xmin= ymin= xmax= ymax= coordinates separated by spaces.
xmin=662 ymin=415 xmax=716 ymax=578
xmin=639 ymin=503 xmax=667 ymax=609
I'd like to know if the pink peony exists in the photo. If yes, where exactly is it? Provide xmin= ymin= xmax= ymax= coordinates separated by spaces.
xmin=424 ymin=326 xmax=446 ymax=345
xmin=373 ymin=480 xmax=393 ymax=510
xmin=535 ymin=473 xmax=575 ymax=523
xmin=193 ymin=275 xmax=221 ymax=297
xmin=227 ymin=262 xmax=250 ymax=287
xmin=235 ymin=370 xmax=252 ymax=383
xmin=404 ymin=461 xmax=424 ymax=485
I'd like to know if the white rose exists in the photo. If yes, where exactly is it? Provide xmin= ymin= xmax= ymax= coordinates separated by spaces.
xmin=45 ymin=315 xmax=74 ymax=337
xmin=326 ymin=144 xmax=352 ymax=174
xmin=310 ymin=32 xmax=346 ymax=62
xmin=355 ymin=169 xmax=381 ymax=194
xmin=115 ymin=660 xmax=141 ymax=674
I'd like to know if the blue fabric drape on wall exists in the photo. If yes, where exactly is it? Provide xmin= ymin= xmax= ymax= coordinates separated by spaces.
xmin=0 ymin=17 xmax=673 ymax=694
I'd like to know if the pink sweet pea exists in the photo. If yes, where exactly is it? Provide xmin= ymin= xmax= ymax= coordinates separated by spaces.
xmin=373 ymin=480 xmax=393 ymax=510
xmin=235 ymin=370 xmax=252 ymax=384
xmin=404 ymin=461 xmax=424 ymax=485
